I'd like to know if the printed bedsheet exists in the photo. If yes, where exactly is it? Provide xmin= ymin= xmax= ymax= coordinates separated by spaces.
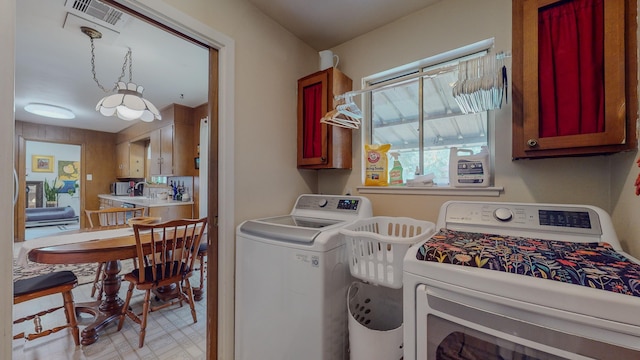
xmin=416 ymin=229 xmax=640 ymax=297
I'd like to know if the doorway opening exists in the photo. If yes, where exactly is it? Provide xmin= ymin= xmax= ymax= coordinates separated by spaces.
xmin=24 ymin=141 xmax=81 ymax=240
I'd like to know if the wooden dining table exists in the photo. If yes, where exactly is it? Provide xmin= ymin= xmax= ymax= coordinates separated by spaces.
xmin=23 ymin=226 xmax=201 ymax=346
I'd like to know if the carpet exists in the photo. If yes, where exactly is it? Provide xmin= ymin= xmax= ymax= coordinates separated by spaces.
xmin=13 ymin=258 xmax=136 ymax=285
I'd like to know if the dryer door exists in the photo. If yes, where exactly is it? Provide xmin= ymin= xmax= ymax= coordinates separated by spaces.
xmin=415 ymin=284 xmax=639 ymax=359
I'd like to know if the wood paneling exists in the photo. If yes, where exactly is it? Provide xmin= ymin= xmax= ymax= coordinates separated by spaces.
xmin=14 ymin=121 xmax=117 ymax=241
xmin=116 ymin=103 xmax=194 ymax=143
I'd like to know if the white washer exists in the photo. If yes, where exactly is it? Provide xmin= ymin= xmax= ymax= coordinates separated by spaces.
xmin=235 ymin=194 xmax=372 ymax=360
xmin=403 ymin=201 xmax=640 ymax=359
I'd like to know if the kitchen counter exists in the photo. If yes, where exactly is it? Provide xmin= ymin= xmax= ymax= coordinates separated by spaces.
xmin=98 ymin=194 xmax=194 ymax=208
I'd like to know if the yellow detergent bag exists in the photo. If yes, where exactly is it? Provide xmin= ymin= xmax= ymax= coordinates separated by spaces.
xmin=365 ymin=144 xmax=391 ymax=186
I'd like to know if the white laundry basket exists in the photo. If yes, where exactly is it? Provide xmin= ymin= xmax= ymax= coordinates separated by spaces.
xmin=347 ymin=282 xmax=403 ymax=360
xmin=340 ymin=216 xmax=435 ymax=288
xmin=341 ymin=217 xmax=435 ymax=360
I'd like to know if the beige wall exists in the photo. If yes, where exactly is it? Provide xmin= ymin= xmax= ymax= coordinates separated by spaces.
xmin=2 ymin=0 xmax=638 ymax=356
xmin=321 ymin=0 xmax=640 ymax=257
xmin=163 ymin=0 xmax=319 ymax=224
xmin=611 ymin=151 xmax=640 ymax=257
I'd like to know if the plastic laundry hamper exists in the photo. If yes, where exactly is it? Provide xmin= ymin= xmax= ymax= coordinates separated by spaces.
xmin=347 ymin=282 xmax=403 ymax=360
xmin=341 ymin=217 xmax=435 ymax=360
xmin=341 ymin=217 xmax=436 ymax=289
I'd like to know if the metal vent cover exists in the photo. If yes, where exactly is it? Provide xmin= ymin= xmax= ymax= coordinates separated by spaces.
xmin=65 ymin=0 xmax=129 ymax=29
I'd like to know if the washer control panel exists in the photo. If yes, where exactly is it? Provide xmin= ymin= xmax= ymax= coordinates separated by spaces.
xmin=293 ymin=194 xmax=369 ymax=214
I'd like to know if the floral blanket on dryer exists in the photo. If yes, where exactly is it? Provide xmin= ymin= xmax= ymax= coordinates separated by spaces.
xmin=416 ymin=228 xmax=640 ymax=297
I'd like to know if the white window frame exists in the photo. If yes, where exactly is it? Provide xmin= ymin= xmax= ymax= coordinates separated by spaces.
xmin=357 ymin=39 xmax=503 ymax=196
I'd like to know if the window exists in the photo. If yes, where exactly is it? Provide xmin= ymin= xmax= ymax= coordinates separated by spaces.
xmin=366 ymin=42 xmax=493 ymax=186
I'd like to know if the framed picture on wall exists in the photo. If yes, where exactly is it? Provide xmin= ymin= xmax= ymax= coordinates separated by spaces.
xmin=32 ymin=155 xmax=54 ymax=172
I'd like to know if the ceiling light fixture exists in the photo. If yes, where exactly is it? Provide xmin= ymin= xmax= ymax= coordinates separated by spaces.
xmin=81 ymin=26 xmax=161 ymax=122
xmin=24 ymin=103 xmax=76 ymax=119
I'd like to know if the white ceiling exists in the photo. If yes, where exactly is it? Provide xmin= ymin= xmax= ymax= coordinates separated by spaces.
xmin=16 ymin=0 xmax=440 ymax=133
xmin=247 ymin=0 xmax=441 ymax=50
xmin=16 ymin=0 xmax=209 ymax=133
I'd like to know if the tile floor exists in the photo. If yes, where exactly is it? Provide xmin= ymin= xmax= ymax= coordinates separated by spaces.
xmin=25 ymin=223 xmax=80 ymax=240
xmin=12 ymin=247 xmax=208 ymax=360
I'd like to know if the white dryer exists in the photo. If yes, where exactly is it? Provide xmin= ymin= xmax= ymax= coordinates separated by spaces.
xmin=235 ymin=194 xmax=372 ymax=360
xmin=403 ymin=201 xmax=640 ymax=359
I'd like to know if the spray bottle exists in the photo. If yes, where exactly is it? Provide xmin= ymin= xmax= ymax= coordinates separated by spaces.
xmin=389 ymin=152 xmax=404 ymax=185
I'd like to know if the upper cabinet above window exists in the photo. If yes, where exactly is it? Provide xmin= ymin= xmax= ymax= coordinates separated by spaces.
xmin=512 ymin=0 xmax=638 ymax=159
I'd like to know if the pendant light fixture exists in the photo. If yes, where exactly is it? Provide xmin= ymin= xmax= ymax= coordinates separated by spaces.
xmin=81 ymin=26 xmax=161 ymax=122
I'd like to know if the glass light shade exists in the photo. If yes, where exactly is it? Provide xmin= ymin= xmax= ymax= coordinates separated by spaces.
xmin=24 ymin=103 xmax=75 ymax=119
xmin=96 ymin=81 xmax=161 ymax=122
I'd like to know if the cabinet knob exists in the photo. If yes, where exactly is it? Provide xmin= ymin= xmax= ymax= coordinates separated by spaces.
xmin=526 ymin=139 xmax=538 ymax=147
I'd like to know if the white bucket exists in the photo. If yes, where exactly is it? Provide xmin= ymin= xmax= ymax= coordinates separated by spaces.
xmin=449 ymin=146 xmax=490 ymax=187
xmin=347 ymin=282 xmax=403 ymax=360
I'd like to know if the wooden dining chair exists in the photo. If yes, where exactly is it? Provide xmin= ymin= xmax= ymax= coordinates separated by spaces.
xmin=85 ymin=207 xmax=146 ymax=300
xmin=193 ymin=238 xmax=207 ymax=301
xmin=117 ymin=217 xmax=208 ymax=348
xmin=13 ymin=270 xmax=80 ymax=346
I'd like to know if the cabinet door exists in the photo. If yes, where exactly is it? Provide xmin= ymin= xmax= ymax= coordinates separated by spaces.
xmin=297 ymin=71 xmax=329 ymax=167
xmin=150 ymin=128 xmax=162 ymax=175
xmin=512 ymin=0 xmax=637 ymax=159
xmin=116 ymin=142 xmax=130 ymax=178
xmin=172 ymin=122 xmax=195 ymax=176
xmin=160 ymin=125 xmax=174 ymax=174
xmin=150 ymin=125 xmax=175 ymax=176
xmin=129 ymin=142 xmax=145 ymax=178
xmin=117 ymin=142 xmax=145 ymax=178
xmin=297 ymin=68 xmax=353 ymax=169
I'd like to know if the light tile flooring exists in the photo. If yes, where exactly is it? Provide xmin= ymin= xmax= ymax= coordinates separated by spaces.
xmin=12 ymin=249 xmax=208 ymax=360
xmin=25 ymin=223 xmax=80 ymax=240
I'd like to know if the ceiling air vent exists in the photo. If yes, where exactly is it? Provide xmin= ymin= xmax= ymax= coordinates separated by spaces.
xmin=65 ymin=0 xmax=130 ymax=30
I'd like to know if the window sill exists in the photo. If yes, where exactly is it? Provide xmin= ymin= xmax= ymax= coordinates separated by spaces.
xmin=356 ymin=185 xmax=504 ymax=197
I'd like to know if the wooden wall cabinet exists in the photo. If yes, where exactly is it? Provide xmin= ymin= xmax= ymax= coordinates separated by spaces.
xmin=297 ymin=67 xmax=353 ymax=169
xmin=116 ymin=141 xmax=145 ymax=179
xmin=150 ymin=125 xmax=173 ymax=176
xmin=512 ymin=0 xmax=638 ymax=159
xmin=117 ymin=104 xmax=195 ymax=177
xmin=149 ymin=122 xmax=195 ymax=176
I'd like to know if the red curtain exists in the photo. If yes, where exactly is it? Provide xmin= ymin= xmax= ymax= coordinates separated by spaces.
xmin=538 ymin=0 xmax=604 ymax=137
xmin=303 ymin=83 xmax=323 ymax=158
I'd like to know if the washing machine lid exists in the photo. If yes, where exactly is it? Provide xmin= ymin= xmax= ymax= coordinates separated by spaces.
xmin=239 ymin=215 xmax=343 ymax=243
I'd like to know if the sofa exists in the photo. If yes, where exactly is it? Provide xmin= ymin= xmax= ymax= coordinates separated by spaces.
xmin=25 ymin=206 xmax=79 ymax=228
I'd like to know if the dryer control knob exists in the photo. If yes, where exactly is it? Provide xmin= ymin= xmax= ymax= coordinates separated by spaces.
xmin=494 ymin=208 xmax=513 ymax=222
xmin=318 ymin=199 xmax=328 ymax=208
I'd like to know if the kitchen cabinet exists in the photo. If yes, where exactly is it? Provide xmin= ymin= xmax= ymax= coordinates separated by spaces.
xmin=147 ymin=203 xmax=192 ymax=221
xmin=99 ymin=197 xmax=123 ymax=209
xmin=116 ymin=141 xmax=145 ymax=178
xmin=98 ymin=195 xmax=192 ymax=221
xmin=511 ymin=0 xmax=637 ymax=159
xmin=297 ymin=67 xmax=352 ymax=169
xmin=149 ymin=122 xmax=194 ymax=176
xmin=150 ymin=125 xmax=173 ymax=175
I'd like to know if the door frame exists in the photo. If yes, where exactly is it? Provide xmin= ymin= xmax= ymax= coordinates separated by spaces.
xmin=110 ymin=2 xmax=236 ymax=358
xmin=16 ymin=139 xmax=84 ymax=240
xmin=3 ymin=1 xmax=237 ymax=359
